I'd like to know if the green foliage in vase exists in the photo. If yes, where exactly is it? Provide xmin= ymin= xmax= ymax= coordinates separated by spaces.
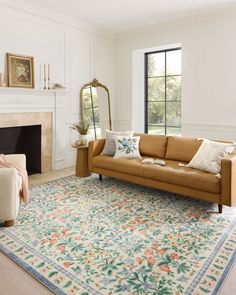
xmin=70 ymin=121 xmax=90 ymax=135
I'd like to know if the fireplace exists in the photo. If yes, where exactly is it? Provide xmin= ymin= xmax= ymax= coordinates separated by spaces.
xmin=0 ymin=125 xmax=41 ymax=175
xmin=0 ymin=112 xmax=52 ymax=173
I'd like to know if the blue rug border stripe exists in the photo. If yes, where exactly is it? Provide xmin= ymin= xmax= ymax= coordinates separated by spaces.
xmin=185 ymin=216 xmax=236 ymax=294
xmin=213 ymin=249 xmax=236 ymax=295
xmin=0 ymin=243 xmax=67 ymax=295
xmin=1 ymin=228 xmax=101 ymax=295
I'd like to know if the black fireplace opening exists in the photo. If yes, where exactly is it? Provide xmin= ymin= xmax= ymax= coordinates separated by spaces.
xmin=0 ymin=125 xmax=41 ymax=175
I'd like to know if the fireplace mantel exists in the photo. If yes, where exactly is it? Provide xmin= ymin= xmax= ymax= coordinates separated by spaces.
xmin=0 ymin=87 xmax=67 ymax=96
xmin=0 ymin=88 xmax=68 ymax=171
xmin=0 ymin=87 xmax=67 ymax=110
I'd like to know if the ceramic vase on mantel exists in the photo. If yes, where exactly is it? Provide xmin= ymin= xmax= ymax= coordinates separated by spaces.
xmin=80 ymin=134 xmax=89 ymax=146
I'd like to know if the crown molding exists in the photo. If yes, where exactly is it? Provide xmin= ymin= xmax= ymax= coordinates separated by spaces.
xmin=1 ymin=0 xmax=236 ymax=40
xmin=115 ymin=5 xmax=236 ymax=39
xmin=0 ymin=0 xmax=114 ymax=39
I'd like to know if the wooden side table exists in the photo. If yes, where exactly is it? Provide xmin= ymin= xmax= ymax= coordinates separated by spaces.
xmin=73 ymin=145 xmax=91 ymax=177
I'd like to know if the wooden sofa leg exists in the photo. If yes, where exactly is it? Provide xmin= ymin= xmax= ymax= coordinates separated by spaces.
xmin=4 ymin=220 xmax=15 ymax=227
xmin=99 ymin=174 xmax=103 ymax=181
xmin=218 ymin=204 xmax=223 ymax=214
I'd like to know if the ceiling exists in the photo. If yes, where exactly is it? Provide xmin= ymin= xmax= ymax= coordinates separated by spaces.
xmin=23 ymin=0 xmax=236 ymax=32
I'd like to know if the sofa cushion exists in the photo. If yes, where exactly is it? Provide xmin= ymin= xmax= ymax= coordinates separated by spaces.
xmin=165 ymin=136 xmax=202 ymax=162
xmin=93 ymin=155 xmax=220 ymax=194
xmin=114 ymin=136 xmax=142 ymax=159
xmin=187 ymin=139 xmax=235 ymax=174
xmin=93 ymin=155 xmax=143 ymax=177
xmin=101 ymin=130 xmax=134 ymax=156
xmin=142 ymin=159 xmax=220 ymax=194
xmin=136 ymin=133 xmax=168 ymax=159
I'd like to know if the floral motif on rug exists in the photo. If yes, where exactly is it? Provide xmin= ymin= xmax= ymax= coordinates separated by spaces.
xmin=0 ymin=175 xmax=236 ymax=295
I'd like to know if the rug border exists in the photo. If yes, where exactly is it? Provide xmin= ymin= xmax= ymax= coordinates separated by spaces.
xmin=1 ymin=227 xmax=101 ymax=295
xmin=213 ymin=249 xmax=236 ymax=295
xmin=0 ymin=243 xmax=66 ymax=295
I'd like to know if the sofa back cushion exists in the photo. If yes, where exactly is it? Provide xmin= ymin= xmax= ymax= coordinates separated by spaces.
xmin=165 ymin=136 xmax=202 ymax=162
xmin=135 ymin=133 xmax=168 ymax=158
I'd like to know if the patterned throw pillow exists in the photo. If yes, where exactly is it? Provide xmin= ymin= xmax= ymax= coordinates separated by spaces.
xmin=101 ymin=130 xmax=134 ymax=156
xmin=187 ymin=139 xmax=235 ymax=174
xmin=114 ymin=136 xmax=142 ymax=159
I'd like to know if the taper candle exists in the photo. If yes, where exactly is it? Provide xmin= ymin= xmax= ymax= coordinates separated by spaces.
xmin=44 ymin=64 xmax=46 ymax=89
xmin=48 ymin=64 xmax=50 ymax=89
xmin=48 ymin=64 xmax=50 ymax=80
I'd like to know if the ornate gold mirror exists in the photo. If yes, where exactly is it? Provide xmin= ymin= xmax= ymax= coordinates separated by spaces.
xmin=80 ymin=79 xmax=112 ymax=139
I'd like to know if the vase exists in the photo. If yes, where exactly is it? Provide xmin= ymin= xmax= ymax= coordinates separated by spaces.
xmin=80 ymin=134 xmax=88 ymax=146
xmin=75 ymin=140 xmax=81 ymax=146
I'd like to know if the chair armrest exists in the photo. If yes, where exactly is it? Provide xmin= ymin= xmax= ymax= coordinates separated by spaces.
xmin=4 ymin=154 xmax=26 ymax=169
xmin=0 ymin=168 xmax=18 ymax=220
xmin=88 ymin=139 xmax=105 ymax=172
xmin=221 ymin=151 xmax=236 ymax=206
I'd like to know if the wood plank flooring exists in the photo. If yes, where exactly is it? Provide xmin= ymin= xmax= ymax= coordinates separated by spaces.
xmin=0 ymin=166 xmax=235 ymax=294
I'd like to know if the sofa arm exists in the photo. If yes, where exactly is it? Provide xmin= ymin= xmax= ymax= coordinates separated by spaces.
xmin=88 ymin=139 xmax=105 ymax=172
xmin=4 ymin=154 xmax=26 ymax=169
xmin=0 ymin=168 xmax=19 ymax=221
xmin=221 ymin=152 xmax=236 ymax=206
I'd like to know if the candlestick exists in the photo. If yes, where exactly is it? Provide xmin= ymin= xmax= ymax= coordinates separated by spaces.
xmin=43 ymin=64 xmax=46 ymax=89
xmin=48 ymin=63 xmax=50 ymax=89
xmin=48 ymin=64 xmax=50 ymax=79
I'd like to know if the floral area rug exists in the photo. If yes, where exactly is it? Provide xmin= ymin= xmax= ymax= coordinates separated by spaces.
xmin=0 ymin=175 xmax=236 ymax=295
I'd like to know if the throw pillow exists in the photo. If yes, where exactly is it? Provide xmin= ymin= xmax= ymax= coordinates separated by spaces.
xmin=101 ymin=130 xmax=134 ymax=156
xmin=187 ymin=139 xmax=235 ymax=174
xmin=114 ymin=136 xmax=142 ymax=159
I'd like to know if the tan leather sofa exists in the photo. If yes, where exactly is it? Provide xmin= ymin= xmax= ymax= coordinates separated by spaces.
xmin=88 ymin=134 xmax=236 ymax=213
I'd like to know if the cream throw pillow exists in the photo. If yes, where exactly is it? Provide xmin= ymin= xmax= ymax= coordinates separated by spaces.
xmin=187 ymin=139 xmax=235 ymax=174
xmin=114 ymin=136 xmax=142 ymax=159
xmin=101 ymin=130 xmax=134 ymax=156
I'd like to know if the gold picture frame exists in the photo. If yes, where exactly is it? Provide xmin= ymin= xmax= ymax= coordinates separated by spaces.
xmin=7 ymin=53 xmax=35 ymax=88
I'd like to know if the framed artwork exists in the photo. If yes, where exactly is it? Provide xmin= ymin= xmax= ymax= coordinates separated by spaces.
xmin=7 ymin=53 xmax=35 ymax=88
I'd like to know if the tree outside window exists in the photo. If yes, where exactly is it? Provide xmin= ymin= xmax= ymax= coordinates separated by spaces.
xmin=145 ymin=48 xmax=181 ymax=135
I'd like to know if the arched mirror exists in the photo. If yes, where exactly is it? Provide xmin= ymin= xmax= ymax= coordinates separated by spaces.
xmin=80 ymin=79 xmax=112 ymax=139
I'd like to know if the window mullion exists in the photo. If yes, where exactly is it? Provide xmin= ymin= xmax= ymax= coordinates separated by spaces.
xmin=145 ymin=48 xmax=181 ymax=136
xmin=144 ymin=53 xmax=148 ymax=133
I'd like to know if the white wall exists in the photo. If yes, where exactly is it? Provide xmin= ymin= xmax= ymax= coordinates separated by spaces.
xmin=114 ymin=11 xmax=236 ymax=141
xmin=1 ymin=1 xmax=236 ymax=167
xmin=0 ymin=0 xmax=114 ymax=169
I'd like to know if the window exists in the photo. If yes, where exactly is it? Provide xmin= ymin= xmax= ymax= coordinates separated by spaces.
xmin=145 ymin=48 xmax=181 ymax=135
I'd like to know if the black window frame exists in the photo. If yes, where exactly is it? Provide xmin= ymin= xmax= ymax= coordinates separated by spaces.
xmin=144 ymin=47 xmax=181 ymax=135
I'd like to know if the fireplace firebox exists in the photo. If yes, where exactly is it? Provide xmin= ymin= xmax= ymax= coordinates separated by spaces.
xmin=0 ymin=125 xmax=41 ymax=175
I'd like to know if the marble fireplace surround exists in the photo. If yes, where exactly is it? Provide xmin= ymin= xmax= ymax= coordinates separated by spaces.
xmin=0 ymin=112 xmax=52 ymax=173
xmin=0 ymin=88 xmax=67 ymax=172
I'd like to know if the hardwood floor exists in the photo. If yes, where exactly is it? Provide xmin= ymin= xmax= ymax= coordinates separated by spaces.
xmin=29 ymin=166 xmax=75 ymax=187
xmin=0 ymin=166 xmax=235 ymax=294
xmin=0 ymin=252 xmax=53 ymax=295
